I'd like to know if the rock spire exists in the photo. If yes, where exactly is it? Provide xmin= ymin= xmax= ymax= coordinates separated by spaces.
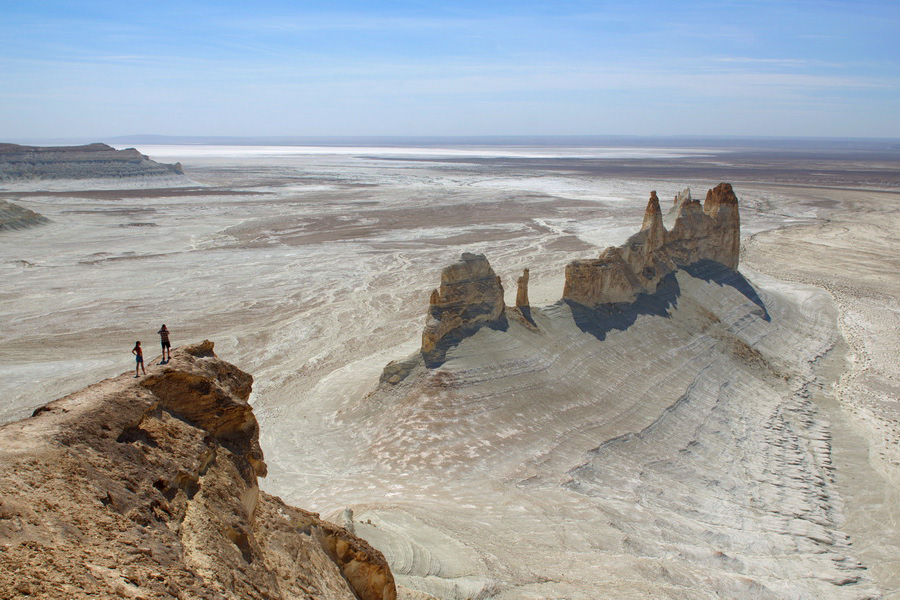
xmin=516 ymin=268 xmax=530 ymax=308
xmin=421 ymin=252 xmax=506 ymax=363
xmin=564 ymin=183 xmax=740 ymax=307
xmin=416 ymin=183 xmax=741 ymax=359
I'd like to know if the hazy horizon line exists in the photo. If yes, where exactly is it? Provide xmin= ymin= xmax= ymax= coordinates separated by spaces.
xmin=6 ymin=134 xmax=900 ymax=150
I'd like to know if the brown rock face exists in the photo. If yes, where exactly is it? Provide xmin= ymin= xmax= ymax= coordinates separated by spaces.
xmin=563 ymin=184 xmax=741 ymax=307
xmin=421 ymin=253 xmax=505 ymax=362
xmin=516 ymin=268 xmax=530 ymax=308
xmin=0 ymin=341 xmax=396 ymax=600
xmin=564 ymin=246 xmax=643 ymax=305
xmin=665 ymin=182 xmax=740 ymax=270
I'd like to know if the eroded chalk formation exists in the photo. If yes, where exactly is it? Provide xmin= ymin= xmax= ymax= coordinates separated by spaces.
xmin=564 ymin=183 xmax=740 ymax=307
xmin=421 ymin=252 xmax=506 ymax=364
xmin=0 ymin=341 xmax=396 ymax=600
xmin=417 ymin=184 xmax=740 ymax=359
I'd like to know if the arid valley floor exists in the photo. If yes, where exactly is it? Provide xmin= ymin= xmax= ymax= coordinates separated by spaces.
xmin=1 ymin=141 xmax=898 ymax=599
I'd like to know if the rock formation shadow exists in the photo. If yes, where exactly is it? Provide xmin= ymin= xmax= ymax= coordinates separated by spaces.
xmin=424 ymin=315 xmax=509 ymax=369
xmin=565 ymin=272 xmax=681 ymax=342
xmin=518 ymin=305 xmax=537 ymax=327
xmin=566 ymin=260 xmax=770 ymax=341
xmin=682 ymin=260 xmax=770 ymax=321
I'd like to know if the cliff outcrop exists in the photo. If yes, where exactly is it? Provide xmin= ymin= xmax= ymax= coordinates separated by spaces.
xmin=0 ymin=341 xmax=396 ymax=600
xmin=0 ymin=142 xmax=184 ymax=183
xmin=564 ymin=183 xmax=740 ymax=307
xmin=0 ymin=199 xmax=49 ymax=231
xmin=421 ymin=252 xmax=506 ymax=365
xmin=411 ymin=184 xmax=740 ymax=364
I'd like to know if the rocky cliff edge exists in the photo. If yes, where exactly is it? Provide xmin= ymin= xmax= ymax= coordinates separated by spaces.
xmin=0 ymin=341 xmax=396 ymax=600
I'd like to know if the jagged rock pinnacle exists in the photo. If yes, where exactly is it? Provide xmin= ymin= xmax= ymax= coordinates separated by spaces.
xmin=564 ymin=183 xmax=740 ymax=307
xmin=421 ymin=253 xmax=505 ymax=363
xmin=516 ymin=268 xmax=530 ymax=308
xmin=417 ymin=184 xmax=742 ymax=355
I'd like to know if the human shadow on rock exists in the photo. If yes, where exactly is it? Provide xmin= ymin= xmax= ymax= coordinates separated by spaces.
xmin=682 ymin=260 xmax=770 ymax=322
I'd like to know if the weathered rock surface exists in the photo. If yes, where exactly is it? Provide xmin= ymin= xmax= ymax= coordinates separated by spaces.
xmin=564 ymin=183 xmax=740 ymax=307
xmin=0 ymin=341 xmax=396 ymax=600
xmin=414 ymin=185 xmax=740 ymax=363
xmin=420 ymin=252 xmax=505 ymax=364
xmin=0 ymin=199 xmax=49 ymax=231
xmin=0 ymin=142 xmax=184 ymax=182
xmin=515 ymin=268 xmax=530 ymax=308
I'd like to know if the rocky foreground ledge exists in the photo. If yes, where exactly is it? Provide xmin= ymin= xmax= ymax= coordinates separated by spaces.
xmin=0 ymin=341 xmax=396 ymax=600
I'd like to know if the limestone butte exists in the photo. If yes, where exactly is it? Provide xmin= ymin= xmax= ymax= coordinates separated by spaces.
xmin=421 ymin=252 xmax=506 ymax=364
xmin=0 ymin=341 xmax=396 ymax=600
xmin=0 ymin=142 xmax=184 ymax=182
xmin=564 ymin=183 xmax=740 ymax=307
xmin=417 ymin=183 xmax=740 ymax=358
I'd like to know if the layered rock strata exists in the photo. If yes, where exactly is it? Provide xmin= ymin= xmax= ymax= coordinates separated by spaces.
xmin=0 ymin=199 xmax=49 ymax=231
xmin=564 ymin=183 xmax=740 ymax=307
xmin=0 ymin=142 xmax=184 ymax=182
xmin=0 ymin=341 xmax=396 ymax=600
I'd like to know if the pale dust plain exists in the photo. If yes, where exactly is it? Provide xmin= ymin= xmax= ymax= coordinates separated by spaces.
xmin=0 ymin=142 xmax=898 ymax=599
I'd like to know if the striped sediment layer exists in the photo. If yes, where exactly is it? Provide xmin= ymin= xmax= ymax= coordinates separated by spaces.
xmin=0 ymin=142 xmax=184 ymax=183
xmin=0 ymin=199 xmax=49 ymax=231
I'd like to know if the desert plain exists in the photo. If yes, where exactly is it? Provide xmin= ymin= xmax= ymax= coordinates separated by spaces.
xmin=1 ymin=140 xmax=898 ymax=599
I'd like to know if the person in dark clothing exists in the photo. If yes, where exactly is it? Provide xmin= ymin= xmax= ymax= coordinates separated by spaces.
xmin=158 ymin=324 xmax=171 ymax=363
xmin=132 ymin=341 xmax=146 ymax=377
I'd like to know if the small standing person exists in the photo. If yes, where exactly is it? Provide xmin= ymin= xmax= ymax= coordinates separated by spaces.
xmin=158 ymin=324 xmax=171 ymax=363
xmin=132 ymin=341 xmax=146 ymax=377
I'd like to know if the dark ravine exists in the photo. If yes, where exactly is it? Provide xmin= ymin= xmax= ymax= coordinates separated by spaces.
xmin=0 ymin=341 xmax=396 ymax=600
xmin=0 ymin=142 xmax=184 ymax=182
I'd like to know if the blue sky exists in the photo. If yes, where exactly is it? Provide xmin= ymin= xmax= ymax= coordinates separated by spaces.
xmin=1 ymin=0 xmax=898 ymax=138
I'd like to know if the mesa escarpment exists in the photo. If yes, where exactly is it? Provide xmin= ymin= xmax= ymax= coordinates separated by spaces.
xmin=409 ymin=183 xmax=740 ymax=366
xmin=0 ymin=142 xmax=185 ymax=183
xmin=0 ymin=341 xmax=396 ymax=600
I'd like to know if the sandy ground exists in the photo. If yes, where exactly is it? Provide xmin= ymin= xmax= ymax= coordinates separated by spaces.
xmin=1 ymin=143 xmax=898 ymax=598
xmin=741 ymin=185 xmax=900 ymax=595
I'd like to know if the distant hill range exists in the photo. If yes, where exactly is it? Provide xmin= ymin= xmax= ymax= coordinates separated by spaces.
xmin=0 ymin=142 xmax=184 ymax=183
